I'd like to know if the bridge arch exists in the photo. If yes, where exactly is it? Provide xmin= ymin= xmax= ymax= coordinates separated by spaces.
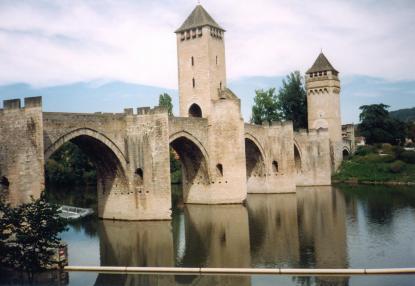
xmin=45 ymin=128 xmax=127 ymax=167
xmin=244 ymin=134 xmax=266 ymax=179
xmin=342 ymin=146 xmax=351 ymax=160
xmin=293 ymin=140 xmax=302 ymax=173
xmin=169 ymin=131 xmax=210 ymax=187
xmin=44 ymin=128 xmax=129 ymax=198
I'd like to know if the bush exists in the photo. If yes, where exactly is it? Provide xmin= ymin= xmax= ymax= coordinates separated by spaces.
xmin=381 ymin=143 xmax=394 ymax=154
xmin=400 ymin=151 xmax=415 ymax=164
xmin=355 ymin=145 xmax=375 ymax=156
xmin=389 ymin=160 xmax=406 ymax=173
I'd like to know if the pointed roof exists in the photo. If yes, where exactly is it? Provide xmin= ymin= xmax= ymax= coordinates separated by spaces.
xmin=306 ymin=52 xmax=338 ymax=74
xmin=175 ymin=5 xmax=224 ymax=33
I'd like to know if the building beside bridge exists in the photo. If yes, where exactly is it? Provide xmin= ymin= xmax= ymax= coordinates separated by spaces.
xmin=0 ymin=5 xmax=354 ymax=220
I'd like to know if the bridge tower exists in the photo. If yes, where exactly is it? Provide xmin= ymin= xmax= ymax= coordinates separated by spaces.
xmin=175 ymin=4 xmax=226 ymax=118
xmin=173 ymin=5 xmax=247 ymax=204
xmin=305 ymin=52 xmax=342 ymax=171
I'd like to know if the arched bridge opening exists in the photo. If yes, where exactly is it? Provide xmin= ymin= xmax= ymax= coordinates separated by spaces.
xmin=245 ymin=137 xmax=266 ymax=180
xmin=170 ymin=133 xmax=210 ymax=206
xmin=294 ymin=144 xmax=302 ymax=173
xmin=342 ymin=148 xmax=350 ymax=160
xmin=44 ymin=129 xmax=128 ymax=217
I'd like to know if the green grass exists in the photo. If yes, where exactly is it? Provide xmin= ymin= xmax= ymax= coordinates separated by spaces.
xmin=334 ymin=146 xmax=415 ymax=183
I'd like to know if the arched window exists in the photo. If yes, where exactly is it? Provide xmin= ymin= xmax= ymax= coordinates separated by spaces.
xmin=216 ymin=164 xmax=223 ymax=176
xmin=192 ymin=78 xmax=195 ymax=88
xmin=216 ymin=55 xmax=218 ymax=65
xmin=191 ymin=56 xmax=194 ymax=66
xmin=272 ymin=161 xmax=278 ymax=173
xmin=188 ymin=103 xmax=202 ymax=117
xmin=220 ymin=82 xmax=222 ymax=90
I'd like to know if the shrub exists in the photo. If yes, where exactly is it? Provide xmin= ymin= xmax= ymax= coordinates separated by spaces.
xmin=355 ymin=145 xmax=375 ymax=156
xmin=400 ymin=151 xmax=415 ymax=164
xmin=381 ymin=143 xmax=394 ymax=154
xmin=381 ymin=154 xmax=396 ymax=163
xmin=389 ymin=160 xmax=406 ymax=173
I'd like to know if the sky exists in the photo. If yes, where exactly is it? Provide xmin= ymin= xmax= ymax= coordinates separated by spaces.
xmin=0 ymin=0 xmax=414 ymax=123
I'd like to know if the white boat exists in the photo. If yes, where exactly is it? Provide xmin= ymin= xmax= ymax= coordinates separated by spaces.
xmin=58 ymin=205 xmax=94 ymax=220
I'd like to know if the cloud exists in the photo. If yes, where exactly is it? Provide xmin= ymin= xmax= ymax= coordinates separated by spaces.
xmin=0 ymin=0 xmax=414 ymax=88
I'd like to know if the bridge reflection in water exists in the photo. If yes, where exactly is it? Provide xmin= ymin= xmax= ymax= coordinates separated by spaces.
xmin=81 ymin=186 xmax=351 ymax=286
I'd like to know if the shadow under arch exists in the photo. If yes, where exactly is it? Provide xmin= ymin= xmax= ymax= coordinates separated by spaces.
xmin=169 ymin=131 xmax=210 ymax=202
xmin=44 ymin=128 xmax=129 ymax=217
xmin=244 ymin=136 xmax=266 ymax=179
xmin=293 ymin=142 xmax=302 ymax=173
xmin=342 ymin=147 xmax=350 ymax=160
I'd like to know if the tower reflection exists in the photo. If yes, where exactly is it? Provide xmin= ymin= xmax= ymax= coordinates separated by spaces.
xmin=247 ymin=193 xmax=299 ymax=267
xmin=180 ymin=204 xmax=251 ymax=286
xmin=94 ymin=220 xmax=175 ymax=286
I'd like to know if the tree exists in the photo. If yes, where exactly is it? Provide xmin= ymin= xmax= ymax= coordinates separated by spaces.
xmin=45 ymin=142 xmax=96 ymax=186
xmin=0 ymin=195 xmax=67 ymax=281
xmin=359 ymin=104 xmax=406 ymax=145
xmin=250 ymin=88 xmax=281 ymax=125
xmin=407 ymin=122 xmax=415 ymax=142
xmin=276 ymin=71 xmax=308 ymax=130
xmin=250 ymin=71 xmax=308 ymax=129
xmin=158 ymin=93 xmax=173 ymax=116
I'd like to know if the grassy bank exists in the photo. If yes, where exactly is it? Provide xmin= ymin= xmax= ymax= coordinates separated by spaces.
xmin=333 ymin=145 xmax=415 ymax=184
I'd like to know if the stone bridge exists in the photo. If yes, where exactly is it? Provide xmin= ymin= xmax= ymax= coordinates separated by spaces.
xmin=0 ymin=96 xmax=332 ymax=220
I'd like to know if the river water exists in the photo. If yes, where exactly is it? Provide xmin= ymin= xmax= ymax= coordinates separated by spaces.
xmin=2 ymin=184 xmax=415 ymax=286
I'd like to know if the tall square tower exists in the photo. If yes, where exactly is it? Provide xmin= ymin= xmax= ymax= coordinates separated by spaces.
xmin=175 ymin=5 xmax=226 ymax=118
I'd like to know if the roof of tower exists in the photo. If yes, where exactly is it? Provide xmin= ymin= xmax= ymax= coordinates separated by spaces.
xmin=175 ymin=5 xmax=224 ymax=33
xmin=306 ymin=52 xmax=338 ymax=74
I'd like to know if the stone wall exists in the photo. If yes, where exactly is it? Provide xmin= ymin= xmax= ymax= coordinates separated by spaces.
xmin=169 ymin=95 xmax=247 ymax=204
xmin=43 ymin=107 xmax=171 ymax=220
xmin=244 ymin=121 xmax=296 ymax=193
xmin=0 ymin=97 xmax=44 ymax=205
xmin=294 ymin=129 xmax=331 ymax=186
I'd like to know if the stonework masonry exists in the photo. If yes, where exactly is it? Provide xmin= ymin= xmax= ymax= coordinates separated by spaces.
xmin=0 ymin=97 xmax=44 ymax=206
xmin=0 ymin=4 xmax=350 ymax=220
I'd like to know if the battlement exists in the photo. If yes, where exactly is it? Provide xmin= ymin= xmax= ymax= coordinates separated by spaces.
xmin=294 ymin=128 xmax=329 ymax=137
xmin=2 ymin=96 xmax=42 ymax=111
xmin=136 ymin=106 xmax=167 ymax=115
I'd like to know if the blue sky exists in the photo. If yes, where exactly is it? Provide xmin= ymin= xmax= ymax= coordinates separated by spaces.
xmin=0 ymin=0 xmax=414 ymax=123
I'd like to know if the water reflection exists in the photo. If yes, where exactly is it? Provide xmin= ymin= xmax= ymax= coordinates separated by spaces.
xmin=248 ymin=193 xmax=299 ymax=267
xmin=296 ymin=187 xmax=349 ymax=286
xmin=11 ymin=184 xmax=414 ymax=286
xmin=179 ymin=204 xmax=251 ymax=286
xmin=95 ymin=220 xmax=175 ymax=286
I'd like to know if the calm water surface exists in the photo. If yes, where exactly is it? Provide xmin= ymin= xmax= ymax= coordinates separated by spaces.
xmin=2 ymin=184 xmax=415 ymax=286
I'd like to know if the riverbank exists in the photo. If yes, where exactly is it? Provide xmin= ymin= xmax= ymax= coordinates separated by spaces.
xmin=333 ymin=145 xmax=415 ymax=185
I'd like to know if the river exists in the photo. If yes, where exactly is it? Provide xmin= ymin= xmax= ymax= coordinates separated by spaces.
xmin=1 ymin=184 xmax=415 ymax=286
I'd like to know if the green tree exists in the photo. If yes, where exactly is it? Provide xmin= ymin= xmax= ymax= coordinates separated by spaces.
xmin=276 ymin=71 xmax=308 ymax=130
xmin=359 ymin=104 xmax=406 ymax=145
xmin=0 ymin=195 xmax=67 ymax=281
xmin=407 ymin=122 xmax=415 ymax=142
xmin=45 ymin=142 xmax=96 ymax=186
xmin=250 ymin=88 xmax=281 ymax=125
xmin=158 ymin=93 xmax=173 ymax=116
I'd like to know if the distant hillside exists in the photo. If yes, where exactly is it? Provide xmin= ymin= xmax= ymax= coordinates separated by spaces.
xmin=390 ymin=107 xmax=415 ymax=122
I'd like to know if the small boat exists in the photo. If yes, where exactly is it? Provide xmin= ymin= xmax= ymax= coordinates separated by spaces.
xmin=58 ymin=205 xmax=94 ymax=220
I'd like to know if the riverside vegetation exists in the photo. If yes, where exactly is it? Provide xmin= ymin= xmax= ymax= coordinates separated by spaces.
xmin=334 ymin=144 xmax=415 ymax=184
